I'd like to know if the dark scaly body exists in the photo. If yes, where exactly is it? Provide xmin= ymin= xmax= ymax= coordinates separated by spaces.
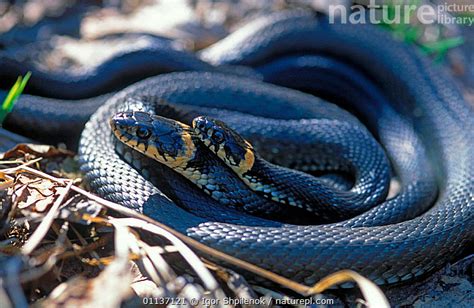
xmin=193 ymin=115 xmax=390 ymax=220
xmin=0 ymin=34 xmax=213 ymax=99
xmin=1 ymin=34 xmax=259 ymax=148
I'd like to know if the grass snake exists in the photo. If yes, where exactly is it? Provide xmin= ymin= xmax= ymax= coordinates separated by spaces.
xmin=4 ymin=10 xmax=473 ymax=285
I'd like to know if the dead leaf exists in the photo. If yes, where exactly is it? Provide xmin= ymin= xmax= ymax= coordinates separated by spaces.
xmin=1 ymin=144 xmax=74 ymax=161
xmin=12 ymin=174 xmax=65 ymax=213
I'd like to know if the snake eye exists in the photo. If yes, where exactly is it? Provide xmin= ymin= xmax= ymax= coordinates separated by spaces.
xmin=212 ymin=130 xmax=225 ymax=143
xmin=136 ymin=126 xmax=151 ymax=139
xmin=195 ymin=120 xmax=205 ymax=130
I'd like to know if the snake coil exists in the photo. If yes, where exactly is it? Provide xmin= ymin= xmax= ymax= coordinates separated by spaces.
xmin=78 ymin=11 xmax=473 ymax=285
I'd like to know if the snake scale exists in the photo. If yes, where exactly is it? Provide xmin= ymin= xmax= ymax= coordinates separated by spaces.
xmin=4 ymin=10 xmax=474 ymax=285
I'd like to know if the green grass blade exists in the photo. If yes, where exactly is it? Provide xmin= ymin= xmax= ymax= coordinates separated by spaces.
xmin=0 ymin=72 xmax=32 ymax=125
xmin=378 ymin=0 xmax=463 ymax=62
xmin=420 ymin=37 xmax=464 ymax=55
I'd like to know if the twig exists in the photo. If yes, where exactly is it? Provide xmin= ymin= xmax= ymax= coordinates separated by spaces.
xmin=56 ymin=233 xmax=112 ymax=261
xmin=69 ymin=224 xmax=104 ymax=269
xmin=110 ymin=217 xmax=221 ymax=295
xmin=18 ymin=247 xmax=63 ymax=284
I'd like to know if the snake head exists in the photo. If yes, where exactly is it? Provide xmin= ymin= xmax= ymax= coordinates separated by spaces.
xmin=110 ymin=111 xmax=196 ymax=168
xmin=192 ymin=116 xmax=255 ymax=173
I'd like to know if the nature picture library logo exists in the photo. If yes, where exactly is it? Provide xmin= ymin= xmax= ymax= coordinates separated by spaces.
xmin=328 ymin=0 xmax=474 ymax=26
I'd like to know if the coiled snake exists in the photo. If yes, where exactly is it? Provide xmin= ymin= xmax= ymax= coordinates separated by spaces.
xmin=6 ymin=11 xmax=474 ymax=285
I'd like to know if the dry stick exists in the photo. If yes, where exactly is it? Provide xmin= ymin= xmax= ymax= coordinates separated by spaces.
xmin=21 ymin=180 xmax=73 ymax=255
xmin=69 ymin=224 xmax=104 ymax=268
xmin=111 ymin=217 xmax=221 ymax=293
xmin=14 ymin=223 xmax=69 ymax=284
xmin=0 ymin=158 xmax=42 ymax=172
xmin=18 ymin=248 xmax=63 ymax=284
xmin=4 ymin=165 xmax=63 ymax=184
xmin=139 ymin=241 xmax=177 ymax=284
xmin=56 ymin=233 xmax=112 ymax=261
xmin=14 ymin=166 xmax=381 ymax=299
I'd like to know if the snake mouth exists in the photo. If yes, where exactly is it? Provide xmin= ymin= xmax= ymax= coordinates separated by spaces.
xmin=110 ymin=111 xmax=196 ymax=168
